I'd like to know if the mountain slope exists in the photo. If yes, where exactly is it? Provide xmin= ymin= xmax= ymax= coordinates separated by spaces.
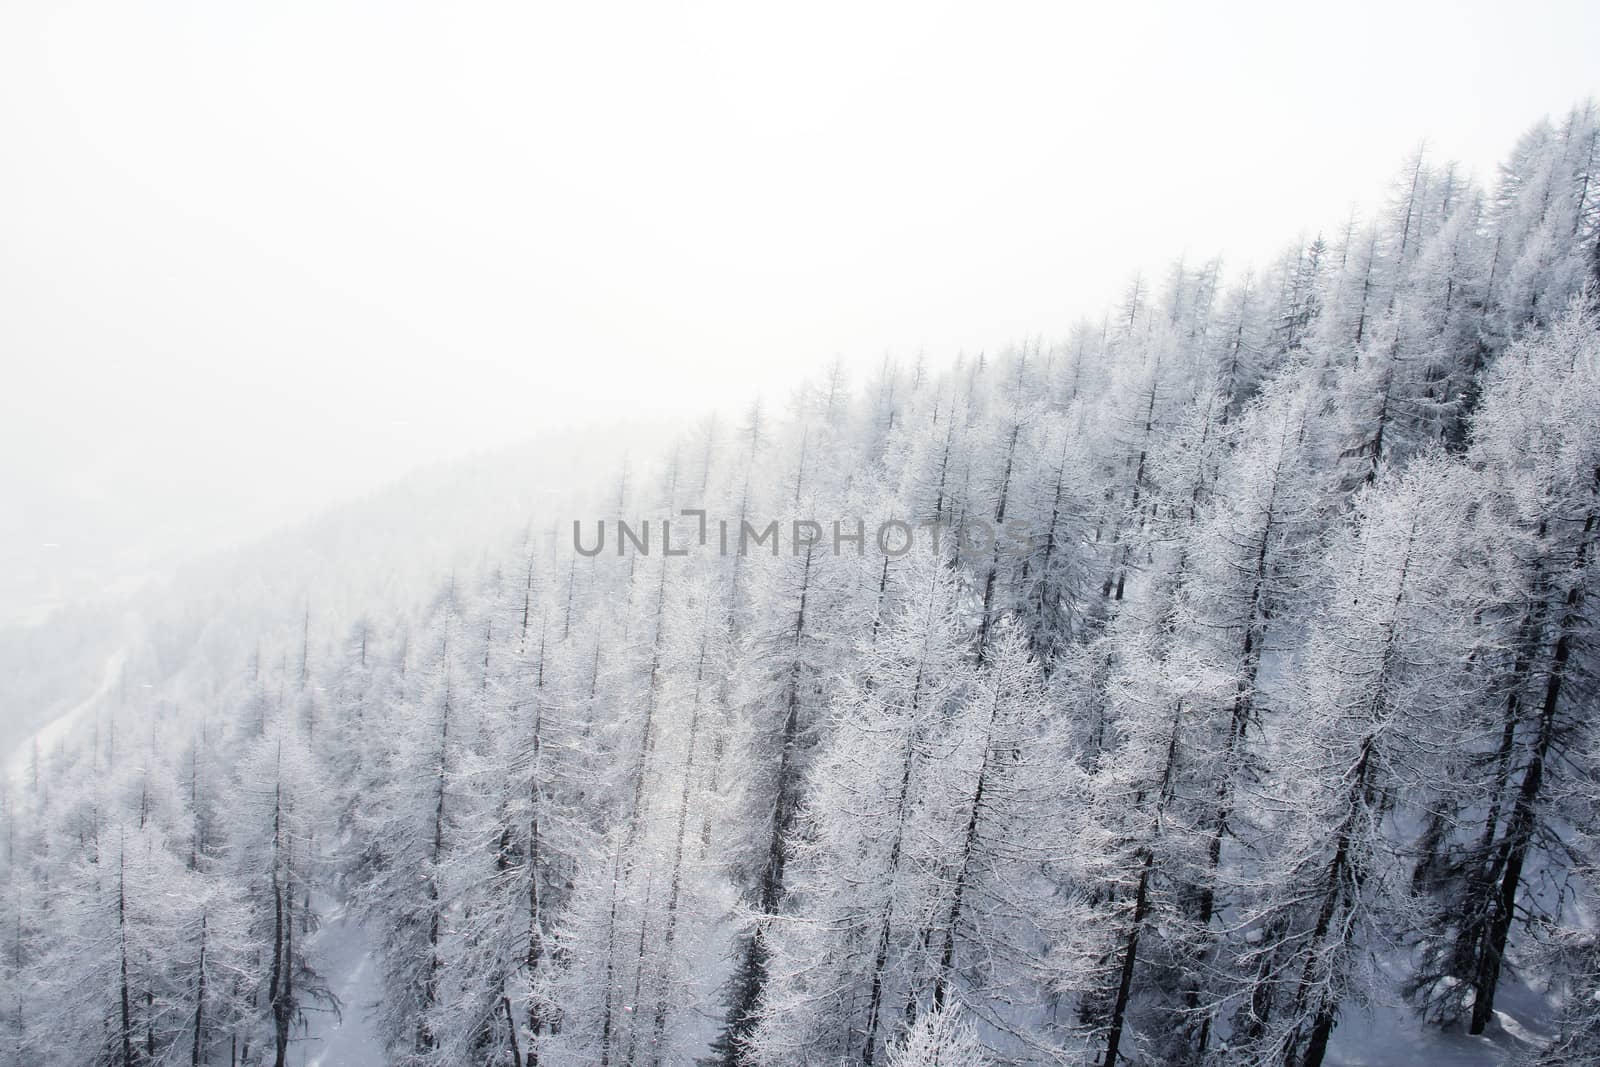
xmin=3 ymin=103 xmax=1598 ymax=1067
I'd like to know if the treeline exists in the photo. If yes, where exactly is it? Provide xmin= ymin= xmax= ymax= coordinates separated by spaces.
xmin=3 ymin=103 xmax=1598 ymax=1067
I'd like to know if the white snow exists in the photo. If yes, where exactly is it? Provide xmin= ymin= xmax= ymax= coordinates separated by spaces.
xmin=300 ymin=900 xmax=386 ymax=1067
xmin=5 ymin=646 xmax=125 ymax=781
xmin=1325 ymin=970 xmax=1554 ymax=1067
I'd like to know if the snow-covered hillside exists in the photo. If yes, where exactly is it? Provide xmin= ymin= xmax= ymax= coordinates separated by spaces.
xmin=4 ymin=106 xmax=1599 ymax=1067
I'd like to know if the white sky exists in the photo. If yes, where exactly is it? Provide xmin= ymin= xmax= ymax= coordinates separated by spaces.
xmin=2 ymin=0 xmax=1596 ymax=609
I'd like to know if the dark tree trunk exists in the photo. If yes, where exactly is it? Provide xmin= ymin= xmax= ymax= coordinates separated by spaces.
xmin=120 ymin=844 xmax=135 ymax=1067
xmin=1470 ymin=500 xmax=1593 ymax=1034
xmin=1101 ymin=855 xmax=1152 ymax=1067
xmin=192 ymin=912 xmax=207 ymax=1067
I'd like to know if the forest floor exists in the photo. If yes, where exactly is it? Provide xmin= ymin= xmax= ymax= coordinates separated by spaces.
xmin=1324 ymin=956 xmax=1553 ymax=1065
xmin=4 ymin=646 xmax=124 ymax=778
xmin=301 ymin=898 xmax=385 ymax=1067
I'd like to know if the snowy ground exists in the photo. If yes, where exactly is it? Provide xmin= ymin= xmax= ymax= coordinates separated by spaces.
xmin=300 ymin=900 xmax=385 ymax=1067
xmin=1325 ymin=963 xmax=1552 ymax=1066
xmin=5 ymin=646 xmax=124 ymax=779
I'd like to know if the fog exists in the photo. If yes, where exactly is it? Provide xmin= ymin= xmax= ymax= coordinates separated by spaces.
xmin=3 ymin=0 xmax=1596 ymax=622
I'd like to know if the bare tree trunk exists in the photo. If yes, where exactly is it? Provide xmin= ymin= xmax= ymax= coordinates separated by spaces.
xmin=191 ymin=912 xmax=207 ymax=1067
xmin=929 ymin=662 xmax=1018 ymax=1016
xmin=860 ymin=669 xmax=929 ymax=1066
xmin=1470 ymin=503 xmax=1592 ymax=1032
xmin=602 ymin=562 xmax=671 ymax=1064
xmin=526 ymin=615 xmax=549 ymax=1063
xmin=1468 ymin=708 xmax=1551 ymax=1033
xmin=650 ymin=631 xmax=709 ymax=1064
xmin=717 ymin=546 xmax=814 ymax=1062
xmin=504 ymin=994 xmax=524 ymax=1067
xmin=1101 ymin=855 xmax=1153 ymax=1067
xmin=120 ymin=839 xmax=135 ymax=1067
xmin=975 ymin=424 xmax=1018 ymax=664
xmin=1101 ymin=702 xmax=1183 ymax=1067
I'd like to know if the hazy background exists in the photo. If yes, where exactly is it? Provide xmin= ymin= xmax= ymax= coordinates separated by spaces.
xmin=2 ymin=0 xmax=1597 ymax=625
